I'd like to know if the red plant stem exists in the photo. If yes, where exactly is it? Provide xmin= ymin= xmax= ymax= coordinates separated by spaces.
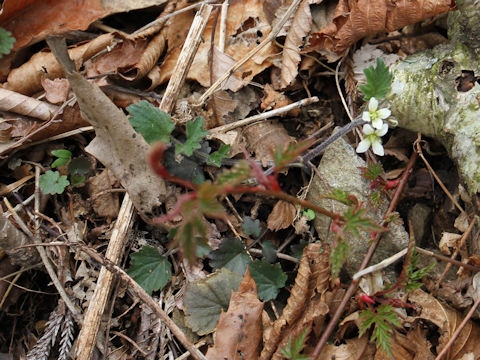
xmin=311 ymin=147 xmax=418 ymax=359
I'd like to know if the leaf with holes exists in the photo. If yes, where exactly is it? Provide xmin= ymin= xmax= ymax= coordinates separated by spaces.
xmin=127 ymin=246 xmax=172 ymax=295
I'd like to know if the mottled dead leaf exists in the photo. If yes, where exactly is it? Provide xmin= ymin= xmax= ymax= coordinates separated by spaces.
xmin=267 ymin=200 xmax=296 ymax=231
xmin=88 ymin=168 xmax=119 ymax=219
xmin=206 ymin=268 xmax=263 ymax=360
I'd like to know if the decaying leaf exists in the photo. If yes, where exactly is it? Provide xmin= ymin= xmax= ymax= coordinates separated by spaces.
xmin=40 ymin=78 xmax=70 ymax=104
xmin=267 ymin=200 xmax=296 ymax=231
xmin=439 ymin=232 xmax=461 ymax=255
xmin=88 ymin=168 xmax=119 ymax=219
xmin=280 ymin=0 xmax=312 ymax=88
xmin=47 ymin=37 xmax=165 ymax=215
xmin=206 ymin=268 xmax=264 ymax=360
xmin=0 ymin=88 xmax=59 ymax=121
xmin=260 ymin=243 xmax=330 ymax=360
xmin=4 ymin=33 xmax=114 ymax=95
xmin=243 ymin=121 xmax=293 ymax=166
xmin=309 ymin=0 xmax=455 ymax=59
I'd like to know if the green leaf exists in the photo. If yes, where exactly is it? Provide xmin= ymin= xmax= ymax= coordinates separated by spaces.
xmin=280 ymin=327 xmax=311 ymax=360
xmin=404 ymin=249 xmax=435 ymax=292
xmin=70 ymin=175 xmax=86 ymax=187
xmin=359 ymin=58 xmax=392 ymax=101
xmin=302 ymin=209 xmax=315 ymax=221
xmin=209 ymin=237 xmax=251 ymax=275
xmin=51 ymin=149 xmax=72 ymax=168
xmin=262 ymin=241 xmax=277 ymax=263
xmin=359 ymin=304 xmax=401 ymax=357
xmin=175 ymin=117 xmax=209 ymax=156
xmin=39 ymin=170 xmax=70 ymax=194
xmin=242 ymin=216 xmax=261 ymax=238
xmin=215 ymin=160 xmax=252 ymax=186
xmin=127 ymin=246 xmax=172 ymax=295
xmin=127 ymin=100 xmax=175 ymax=144
xmin=250 ymin=260 xmax=287 ymax=301
xmin=68 ymin=157 xmax=91 ymax=176
xmin=0 ymin=27 xmax=15 ymax=57
xmin=175 ymin=214 xmax=207 ymax=263
xmin=184 ymin=268 xmax=242 ymax=335
xmin=207 ymin=144 xmax=230 ymax=167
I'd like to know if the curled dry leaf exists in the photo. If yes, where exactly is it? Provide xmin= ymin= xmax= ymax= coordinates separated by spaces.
xmin=439 ymin=232 xmax=461 ymax=255
xmin=280 ymin=0 xmax=312 ymax=88
xmin=0 ymin=88 xmax=59 ymax=121
xmin=260 ymin=84 xmax=300 ymax=116
xmin=267 ymin=200 xmax=297 ymax=231
xmin=408 ymin=289 xmax=480 ymax=359
xmin=4 ymin=33 xmax=114 ymax=95
xmin=261 ymin=243 xmax=330 ymax=360
xmin=206 ymin=268 xmax=264 ymax=360
xmin=309 ymin=0 xmax=455 ymax=58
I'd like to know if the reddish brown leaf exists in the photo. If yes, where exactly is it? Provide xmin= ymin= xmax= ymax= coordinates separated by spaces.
xmin=267 ymin=200 xmax=296 ymax=231
xmin=206 ymin=268 xmax=263 ymax=360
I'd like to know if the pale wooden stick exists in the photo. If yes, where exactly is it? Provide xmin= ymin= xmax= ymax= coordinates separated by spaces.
xmin=77 ymin=4 xmax=213 ymax=360
xmin=218 ymin=0 xmax=229 ymax=52
xmin=207 ymin=96 xmax=319 ymax=136
xmin=195 ymin=0 xmax=303 ymax=105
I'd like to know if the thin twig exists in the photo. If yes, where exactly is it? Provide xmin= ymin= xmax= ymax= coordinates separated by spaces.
xmin=206 ymin=96 xmax=319 ymax=137
xmin=218 ymin=0 xmax=229 ymax=52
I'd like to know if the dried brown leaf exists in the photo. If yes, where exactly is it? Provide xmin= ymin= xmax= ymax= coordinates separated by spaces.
xmin=280 ymin=0 xmax=312 ymax=88
xmin=47 ymin=37 xmax=165 ymax=215
xmin=243 ymin=121 xmax=293 ymax=166
xmin=260 ymin=84 xmax=299 ymax=116
xmin=267 ymin=200 xmax=296 ymax=231
xmin=309 ymin=0 xmax=454 ymax=57
xmin=206 ymin=268 xmax=263 ymax=360
xmin=88 ymin=169 xmax=119 ymax=219
xmin=0 ymin=88 xmax=59 ymax=121
xmin=4 ymin=33 xmax=114 ymax=95
xmin=41 ymin=78 xmax=69 ymax=104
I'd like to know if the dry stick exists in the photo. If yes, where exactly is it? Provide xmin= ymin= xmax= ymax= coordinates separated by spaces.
xmin=311 ymin=146 xmax=419 ymax=359
xmin=434 ymin=292 xmax=480 ymax=360
xmin=195 ymin=0 xmax=303 ymax=105
xmin=3 ymin=196 xmax=79 ymax=317
xmin=78 ymin=245 xmax=207 ymax=360
xmin=77 ymin=5 xmax=213 ymax=360
xmin=218 ymin=0 xmax=229 ymax=52
xmin=436 ymin=219 xmax=476 ymax=285
xmin=206 ymin=96 xmax=319 ymax=137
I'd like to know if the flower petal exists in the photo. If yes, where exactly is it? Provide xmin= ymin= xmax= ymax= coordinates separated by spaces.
xmin=371 ymin=118 xmax=384 ymax=129
xmin=371 ymin=139 xmax=384 ymax=156
xmin=376 ymin=123 xmax=389 ymax=136
xmin=356 ymin=139 xmax=371 ymax=153
xmin=362 ymin=124 xmax=375 ymax=135
xmin=362 ymin=111 xmax=371 ymax=122
xmin=378 ymin=108 xmax=391 ymax=119
xmin=368 ymin=97 xmax=378 ymax=111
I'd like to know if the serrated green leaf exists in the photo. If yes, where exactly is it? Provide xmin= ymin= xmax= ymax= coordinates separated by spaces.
xmin=127 ymin=100 xmax=175 ymax=144
xmin=242 ymin=216 xmax=261 ymax=238
xmin=302 ymin=209 xmax=315 ymax=221
xmin=207 ymin=144 xmax=230 ymax=167
xmin=331 ymin=239 xmax=349 ymax=278
xmin=39 ymin=170 xmax=69 ymax=194
xmin=184 ymin=268 xmax=242 ymax=335
xmin=175 ymin=117 xmax=208 ymax=156
xmin=262 ymin=241 xmax=277 ymax=263
xmin=280 ymin=327 xmax=311 ymax=360
xmin=127 ymin=246 xmax=172 ymax=295
xmin=249 ymin=260 xmax=286 ymax=301
xmin=209 ymin=237 xmax=251 ymax=275
xmin=0 ymin=27 xmax=15 ymax=57
xmin=359 ymin=58 xmax=392 ymax=101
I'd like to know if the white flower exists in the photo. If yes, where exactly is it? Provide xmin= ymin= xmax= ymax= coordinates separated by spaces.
xmin=362 ymin=97 xmax=391 ymax=129
xmin=356 ymin=123 xmax=389 ymax=156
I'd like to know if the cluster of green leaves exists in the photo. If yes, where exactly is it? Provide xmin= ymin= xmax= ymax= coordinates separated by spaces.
xmin=39 ymin=150 xmax=91 ymax=194
xmin=127 ymin=101 xmax=230 ymax=166
xmin=0 ymin=27 xmax=14 ymax=58
xmin=402 ymin=249 xmax=435 ymax=292
xmin=280 ymin=327 xmax=311 ymax=360
xmin=359 ymin=304 xmax=402 ymax=357
xmin=359 ymin=58 xmax=392 ymax=101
